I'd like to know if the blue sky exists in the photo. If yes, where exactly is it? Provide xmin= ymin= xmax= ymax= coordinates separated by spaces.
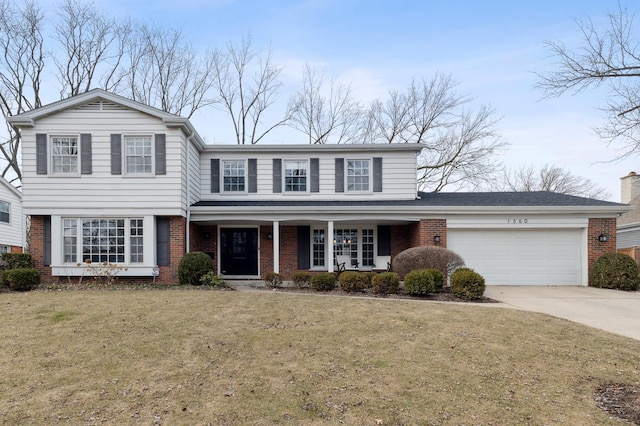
xmin=90 ymin=0 xmax=637 ymax=200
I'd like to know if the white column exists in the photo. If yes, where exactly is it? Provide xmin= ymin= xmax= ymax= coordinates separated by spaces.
xmin=327 ymin=220 xmax=334 ymax=273
xmin=273 ymin=221 xmax=280 ymax=274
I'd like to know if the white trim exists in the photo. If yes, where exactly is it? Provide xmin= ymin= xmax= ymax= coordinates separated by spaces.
xmin=123 ymin=134 xmax=154 ymax=176
xmin=50 ymin=134 xmax=81 ymax=176
xmin=283 ymin=158 xmax=309 ymax=194
xmin=345 ymin=158 xmax=372 ymax=193
xmin=220 ymin=159 xmax=248 ymax=194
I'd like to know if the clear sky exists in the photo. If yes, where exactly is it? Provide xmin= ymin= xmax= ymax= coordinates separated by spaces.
xmin=91 ymin=0 xmax=638 ymax=200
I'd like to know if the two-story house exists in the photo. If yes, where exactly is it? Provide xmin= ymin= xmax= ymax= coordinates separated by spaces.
xmin=0 ymin=176 xmax=24 ymax=254
xmin=7 ymin=89 xmax=629 ymax=286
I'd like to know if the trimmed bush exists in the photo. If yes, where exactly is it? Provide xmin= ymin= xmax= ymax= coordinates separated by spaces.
xmin=590 ymin=253 xmax=640 ymax=291
xmin=450 ymin=267 xmax=486 ymax=300
xmin=338 ymin=271 xmax=368 ymax=292
xmin=0 ymin=270 xmax=10 ymax=288
xmin=311 ymin=272 xmax=336 ymax=291
xmin=392 ymin=246 xmax=465 ymax=279
xmin=1 ymin=253 xmax=33 ymax=269
xmin=200 ymin=271 xmax=230 ymax=288
xmin=403 ymin=268 xmax=443 ymax=296
xmin=361 ymin=271 xmax=377 ymax=288
xmin=372 ymin=272 xmax=400 ymax=294
xmin=178 ymin=252 xmax=214 ymax=286
xmin=6 ymin=268 xmax=40 ymax=291
xmin=292 ymin=271 xmax=312 ymax=289
xmin=264 ymin=272 xmax=284 ymax=288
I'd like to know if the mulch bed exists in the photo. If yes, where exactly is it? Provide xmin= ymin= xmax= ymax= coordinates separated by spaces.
xmin=594 ymin=382 xmax=640 ymax=425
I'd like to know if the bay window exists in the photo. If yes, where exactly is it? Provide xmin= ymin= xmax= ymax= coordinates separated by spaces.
xmin=62 ymin=218 xmax=144 ymax=264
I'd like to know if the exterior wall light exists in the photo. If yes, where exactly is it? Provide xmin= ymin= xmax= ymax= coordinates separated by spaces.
xmin=267 ymin=233 xmax=273 ymax=240
xmin=433 ymin=235 xmax=441 ymax=244
xmin=598 ymin=234 xmax=608 ymax=242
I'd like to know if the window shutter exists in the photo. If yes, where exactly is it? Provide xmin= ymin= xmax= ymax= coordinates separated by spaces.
xmin=377 ymin=225 xmax=391 ymax=256
xmin=373 ymin=157 xmax=383 ymax=192
xmin=210 ymin=159 xmax=220 ymax=193
xmin=110 ymin=134 xmax=122 ymax=175
xmin=43 ymin=216 xmax=51 ymax=266
xmin=248 ymin=158 xmax=257 ymax=193
xmin=310 ymin=158 xmax=319 ymax=192
xmin=297 ymin=226 xmax=310 ymax=270
xmin=80 ymin=133 xmax=92 ymax=175
xmin=155 ymin=134 xmax=166 ymax=175
xmin=335 ymin=158 xmax=344 ymax=193
xmin=36 ymin=133 xmax=47 ymax=175
xmin=156 ymin=217 xmax=170 ymax=266
xmin=273 ymin=159 xmax=282 ymax=193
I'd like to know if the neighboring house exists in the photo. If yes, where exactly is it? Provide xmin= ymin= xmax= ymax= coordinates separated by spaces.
xmin=617 ymin=171 xmax=640 ymax=260
xmin=0 ymin=176 xmax=24 ymax=254
xmin=7 ymin=89 xmax=628 ymax=286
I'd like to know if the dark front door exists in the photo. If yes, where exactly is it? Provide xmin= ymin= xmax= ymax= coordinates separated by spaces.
xmin=220 ymin=228 xmax=259 ymax=275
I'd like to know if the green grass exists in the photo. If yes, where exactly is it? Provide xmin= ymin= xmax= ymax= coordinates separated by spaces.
xmin=0 ymin=289 xmax=639 ymax=425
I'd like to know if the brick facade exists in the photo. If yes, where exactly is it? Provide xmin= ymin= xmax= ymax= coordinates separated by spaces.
xmin=587 ymin=217 xmax=617 ymax=281
xmin=28 ymin=215 xmax=51 ymax=281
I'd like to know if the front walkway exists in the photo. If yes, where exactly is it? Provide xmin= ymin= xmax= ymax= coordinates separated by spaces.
xmin=484 ymin=286 xmax=640 ymax=341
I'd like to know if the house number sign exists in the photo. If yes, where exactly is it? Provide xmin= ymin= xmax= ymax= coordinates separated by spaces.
xmin=507 ymin=218 xmax=529 ymax=224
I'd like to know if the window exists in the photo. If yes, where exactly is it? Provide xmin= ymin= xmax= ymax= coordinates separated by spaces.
xmin=223 ymin=160 xmax=246 ymax=192
xmin=312 ymin=229 xmax=325 ymax=267
xmin=347 ymin=159 xmax=370 ymax=191
xmin=125 ymin=136 xmax=152 ymax=174
xmin=333 ymin=228 xmax=374 ymax=268
xmin=0 ymin=245 xmax=8 ymax=253
xmin=51 ymin=136 xmax=78 ymax=174
xmin=63 ymin=218 xmax=143 ymax=264
xmin=285 ymin=160 xmax=307 ymax=192
xmin=0 ymin=201 xmax=9 ymax=223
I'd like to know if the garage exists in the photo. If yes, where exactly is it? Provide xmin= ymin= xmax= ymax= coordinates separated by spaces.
xmin=447 ymin=229 xmax=584 ymax=285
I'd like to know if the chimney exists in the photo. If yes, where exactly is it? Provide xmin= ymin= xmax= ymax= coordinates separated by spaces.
xmin=621 ymin=171 xmax=640 ymax=203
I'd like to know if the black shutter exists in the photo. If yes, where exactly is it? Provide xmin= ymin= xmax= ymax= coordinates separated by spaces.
xmin=373 ymin=157 xmax=382 ymax=192
xmin=156 ymin=217 xmax=170 ymax=266
xmin=377 ymin=225 xmax=391 ymax=256
xmin=43 ymin=216 xmax=51 ymax=266
xmin=155 ymin=134 xmax=166 ymax=175
xmin=335 ymin=158 xmax=344 ymax=193
xmin=273 ymin=158 xmax=282 ymax=193
xmin=310 ymin=158 xmax=319 ymax=192
xmin=248 ymin=158 xmax=257 ymax=193
xmin=297 ymin=225 xmax=310 ymax=270
xmin=110 ymin=134 xmax=122 ymax=175
xmin=36 ymin=133 xmax=47 ymax=175
xmin=80 ymin=133 xmax=92 ymax=174
xmin=211 ymin=159 xmax=220 ymax=193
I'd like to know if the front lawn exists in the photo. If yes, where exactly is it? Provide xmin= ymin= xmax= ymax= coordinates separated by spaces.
xmin=0 ymin=289 xmax=638 ymax=424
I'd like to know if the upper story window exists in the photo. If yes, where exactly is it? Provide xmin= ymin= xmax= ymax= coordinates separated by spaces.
xmin=346 ymin=159 xmax=370 ymax=192
xmin=223 ymin=160 xmax=246 ymax=192
xmin=0 ymin=200 xmax=9 ymax=223
xmin=125 ymin=136 xmax=153 ymax=174
xmin=285 ymin=160 xmax=308 ymax=192
xmin=51 ymin=136 xmax=78 ymax=174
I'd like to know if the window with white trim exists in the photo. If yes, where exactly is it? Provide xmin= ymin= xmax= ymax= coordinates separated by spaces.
xmin=284 ymin=160 xmax=308 ymax=192
xmin=0 ymin=245 xmax=8 ymax=253
xmin=312 ymin=229 xmax=325 ymax=267
xmin=63 ymin=218 xmax=144 ymax=264
xmin=51 ymin=136 xmax=79 ymax=174
xmin=333 ymin=228 xmax=374 ymax=268
xmin=346 ymin=159 xmax=370 ymax=191
xmin=125 ymin=136 xmax=153 ymax=174
xmin=222 ymin=160 xmax=246 ymax=192
xmin=0 ymin=200 xmax=9 ymax=223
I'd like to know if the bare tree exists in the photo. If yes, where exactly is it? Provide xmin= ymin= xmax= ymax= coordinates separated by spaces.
xmin=499 ymin=164 xmax=611 ymax=199
xmin=212 ymin=36 xmax=287 ymax=144
xmin=363 ymin=74 xmax=506 ymax=191
xmin=288 ymin=64 xmax=363 ymax=144
xmin=0 ymin=0 xmax=44 ymax=184
xmin=537 ymin=3 xmax=640 ymax=158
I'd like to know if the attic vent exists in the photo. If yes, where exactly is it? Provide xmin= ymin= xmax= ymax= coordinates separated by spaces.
xmin=75 ymin=100 xmax=127 ymax=111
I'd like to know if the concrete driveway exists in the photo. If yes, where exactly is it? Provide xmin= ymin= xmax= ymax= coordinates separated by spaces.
xmin=484 ymin=286 xmax=640 ymax=341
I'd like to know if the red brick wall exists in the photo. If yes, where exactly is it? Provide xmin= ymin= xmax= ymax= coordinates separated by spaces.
xmin=277 ymin=226 xmax=298 ymax=280
xmin=260 ymin=225 xmax=275 ymax=278
xmin=157 ymin=216 xmax=186 ymax=284
xmin=9 ymin=246 xmax=23 ymax=253
xmin=588 ymin=218 xmax=617 ymax=282
xmin=28 ymin=215 xmax=51 ymax=281
xmin=408 ymin=219 xmax=447 ymax=248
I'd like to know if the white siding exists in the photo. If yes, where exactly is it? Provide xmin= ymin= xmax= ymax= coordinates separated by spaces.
xmin=20 ymin=107 xmax=187 ymax=216
xmin=0 ymin=180 xmax=23 ymax=248
xmin=186 ymin=141 xmax=201 ymax=206
xmin=199 ymin=149 xmax=418 ymax=201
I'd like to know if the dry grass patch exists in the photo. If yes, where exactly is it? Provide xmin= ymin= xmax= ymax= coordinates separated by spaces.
xmin=0 ymin=290 xmax=639 ymax=425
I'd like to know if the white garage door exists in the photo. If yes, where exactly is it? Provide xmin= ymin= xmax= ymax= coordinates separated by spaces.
xmin=447 ymin=229 xmax=583 ymax=285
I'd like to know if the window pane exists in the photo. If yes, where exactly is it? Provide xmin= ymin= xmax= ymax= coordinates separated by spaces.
xmin=285 ymin=160 xmax=307 ymax=192
xmin=51 ymin=137 xmax=78 ymax=174
xmin=125 ymin=136 xmax=152 ymax=174
xmin=362 ymin=229 xmax=374 ymax=266
xmin=130 ymin=219 xmax=144 ymax=263
xmin=312 ymin=229 xmax=325 ymax=267
xmin=347 ymin=160 xmax=370 ymax=191
xmin=0 ymin=201 xmax=9 ymax=223
xmin=82 ymin=218 xmax=126 ymax=263
xmin=63 ymin=219 xmax=77 ymax=263
xmin=223 ymin=160 xmax=246 ymax=191
xmin=334 ymin=229 xmax=358 ymax=267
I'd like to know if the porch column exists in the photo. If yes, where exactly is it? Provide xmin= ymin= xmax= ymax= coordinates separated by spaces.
xmin=327 ymin=220 xmax=334 ymax=273
xmin=273 ymin=221 xmax=280 ymax=274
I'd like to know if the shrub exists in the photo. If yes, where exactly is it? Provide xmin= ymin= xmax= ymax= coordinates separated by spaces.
xmin=450 ymin=267 xmax=486 ymax=300
xmin=0 ymin=270 xmax=9 ymax=287
xmin=1 ymin=253 xmax=33 ymax=269
xmin=361 ymin=271 xmax=377 ymax=288
xmin=403 ymin=268 xmax=443 ymax=296
xmin=264 ymin=272 xmax=284 ymax=288
xmin=178 ymin=252 xmax=213 ymax=286
xmin=338 ymin=271 xmax=368 ymax=292
xmin=292 ymin=271 xmax=312 ymax=289
xmin=392 ymin=246 xmax=465 ymax=279
xmin=590 ymin=253 xmax=640 ymax=291
xmin=311 ymin=272 xmax=336 ymax=291
xmin=372 ymin=272 xmax=400 ymax=294
xmin=6 ymin=268 xmax=40 ymax=291
xmin=200 ymin=271 xmax=230 ymax=288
